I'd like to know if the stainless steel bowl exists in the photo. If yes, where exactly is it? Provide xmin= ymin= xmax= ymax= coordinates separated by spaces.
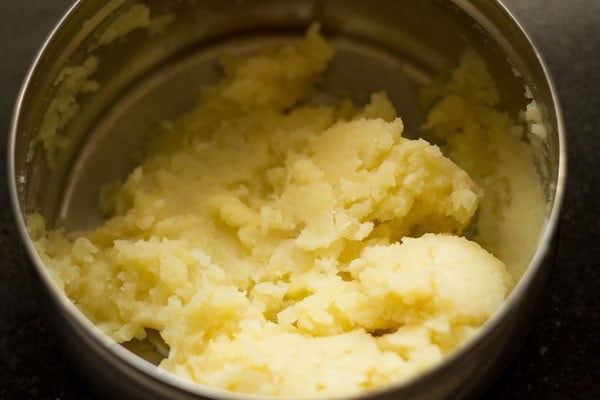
xmin=8 ymin=0 xmax=565 ymax=399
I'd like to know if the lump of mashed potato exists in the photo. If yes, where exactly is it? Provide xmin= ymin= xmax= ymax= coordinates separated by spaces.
xmin=422 ymin=49 xmax=547 ymax=278
xmin=29 ymin=25 xmax=523 ymax=397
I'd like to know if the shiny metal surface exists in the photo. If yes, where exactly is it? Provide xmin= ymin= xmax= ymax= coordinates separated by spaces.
xmin=8 ymin=0 xmax=565 ymax=399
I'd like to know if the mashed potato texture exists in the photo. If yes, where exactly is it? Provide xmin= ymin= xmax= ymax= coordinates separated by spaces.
xmin=29 ymin=26 xmax=523 ymax=397
xmin=422 ymin=49 xmax=547 ymax=278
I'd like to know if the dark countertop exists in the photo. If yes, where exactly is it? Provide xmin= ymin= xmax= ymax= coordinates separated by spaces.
xmin=1 ymin=1 xmax=598 ymax=399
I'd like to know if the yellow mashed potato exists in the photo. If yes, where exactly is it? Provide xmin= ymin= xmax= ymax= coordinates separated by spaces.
xmin=29 ymin=25 xmax=545 ymax=397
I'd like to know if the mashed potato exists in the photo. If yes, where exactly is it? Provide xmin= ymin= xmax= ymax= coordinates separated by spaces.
xmin=422 ymin=49 xmax=547 ymax=278
xmin=28 ymin=25 xmax=546 ymax=397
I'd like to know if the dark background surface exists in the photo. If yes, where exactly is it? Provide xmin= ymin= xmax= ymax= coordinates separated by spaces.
xmin=1 ymin=0 xmax=598 ymax=399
